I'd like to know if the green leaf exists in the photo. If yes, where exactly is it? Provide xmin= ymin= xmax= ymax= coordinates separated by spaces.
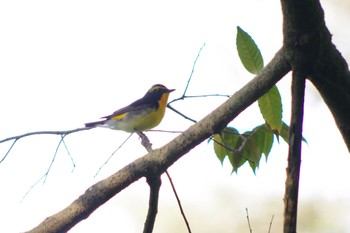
xmin=251 ymin=124 xmax=274 ymax=160
xmin=258 ymin=85 xmax=283 ymax=133
xmin=240 ymin=124 xmax=273 ymax=173
xmin=279 ymin=122 xmax=290 ymax=144
xmin=213 ymin=125 xmax=276 ymax=174
xmin=213 ymin=127 xmax=247 ymax=172
xmin=279 ymin=122 xmax=308 ymax=144
xmin=242 ymin=138 xmax=261 ymax=173
xmin=213 ymin=134 xmax=226 ymax=163
xmin=236 ymin=26 xmax=264 ymax=74
xmin=213 ymin=127 xmax=241 ymax=164
xmin=228 ymin=143 xmax=246 ymax=173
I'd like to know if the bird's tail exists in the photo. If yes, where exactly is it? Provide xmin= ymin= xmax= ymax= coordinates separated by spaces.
xmin=85 ymin=120 xmax=105 ymax=128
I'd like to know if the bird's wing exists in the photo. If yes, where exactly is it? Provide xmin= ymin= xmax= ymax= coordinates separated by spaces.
xmin=104 ymin=96 xmax=158 ymax=120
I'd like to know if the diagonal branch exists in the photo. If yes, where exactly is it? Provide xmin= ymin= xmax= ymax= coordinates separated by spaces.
xmin=165 ymin=170 xmax=192 ymax=233
xmin=26 ymin=48 xmax=290 ymax=233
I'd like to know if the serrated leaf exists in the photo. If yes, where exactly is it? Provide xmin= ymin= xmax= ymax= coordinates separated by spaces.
xmin=228 ymin=140 xmax=246 ymax=173
xmin=213 ymin=127 xmax=247 ymax=173
xmin=236 ymin=26 xmax=264 ymax=74
xmin=213 ymin=134 xmax=227 ymax=163
xmin=213 ymin=127 xmax=240 ymax=164
xmin=252 ymin=124 xmax=274 ymax=160
xmin=279 ymin=122 xmax=290 ymax=144
xmin=242 ymin=138 xmax=261 ymax=173
xmin=258 ymin=85 xmax=283 ymax=133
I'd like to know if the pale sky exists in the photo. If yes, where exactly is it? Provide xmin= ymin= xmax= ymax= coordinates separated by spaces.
xmin=0 ymin=1 xmax=349 ymax=232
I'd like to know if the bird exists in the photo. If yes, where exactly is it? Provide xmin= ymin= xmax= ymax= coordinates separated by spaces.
xmin=85 ymin=84 xmax=175 ymax=133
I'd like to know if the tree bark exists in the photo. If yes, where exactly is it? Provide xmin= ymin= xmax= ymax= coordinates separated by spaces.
xmin=283 ymin=70 xmax=306 ymax=233
xmin=281 ymin=0 xmax=350 ymax=232
xmin=281 ymin=0 xmax=350 ymax=151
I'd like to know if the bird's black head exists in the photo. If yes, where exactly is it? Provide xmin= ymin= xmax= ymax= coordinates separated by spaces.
xmin=144 ymin=84 xmax=175 ymax=99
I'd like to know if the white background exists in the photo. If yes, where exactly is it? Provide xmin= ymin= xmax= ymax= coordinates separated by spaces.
xmin=0 ymin=1 xmax=349 ymax=232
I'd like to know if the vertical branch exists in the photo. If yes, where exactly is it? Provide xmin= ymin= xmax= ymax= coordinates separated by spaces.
xmin=143 ymin=175 xmax=161 ymax=233
xmin=137 ymin=132 xmax=160 ymax=233
xmin=138 ymin=132 xmax=192 ymax=233
xmin=283 ymin=70 xmax=306 ymax=233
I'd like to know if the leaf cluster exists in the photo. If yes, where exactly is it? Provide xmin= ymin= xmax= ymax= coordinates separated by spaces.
xmin=213 ymin=27 xmax=305 ymax=173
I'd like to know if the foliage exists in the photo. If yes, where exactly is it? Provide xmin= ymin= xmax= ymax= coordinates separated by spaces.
xmin=213 ymin=26 xmax=299 ymax=173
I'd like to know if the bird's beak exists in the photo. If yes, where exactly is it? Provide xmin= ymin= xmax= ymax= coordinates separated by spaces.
xmin=168 ymin=89 xmax=175 ymax=93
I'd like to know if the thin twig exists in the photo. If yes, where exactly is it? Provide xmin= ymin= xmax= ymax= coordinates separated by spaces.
xmin=61 ymin=135 xmax=76 ymax=172
xmin=94 ymin=133 xmax=133 ymax=178
xmin=182 ymin=43 xmax=206 ymax=97
xmin=0 ymin=127 xmax=92 ymax=144
xmin=43 ymin=135 xmax=66 ymax=183
xmin=0 ymin=127 xmax=92 ymax=164
xmin=22 ymin=136 xmax=67 ymax=199
xmin=0 ymin=139 xmax=18 ymax=164
xmin=1 ymin=128 xmax=88 ymax=198
xmin=184 ymin=94 xmax=230 ymax=98
xmin=146 ymin=129 xmax=183 ymax=134
xmin=246 ymin=208 xmax=253 ymax=233
xmin=168 ymin=43 xmax=206 ymax=105
xmin=268 ymin=214 xmax=274 ymax=233
xmin=21 ymin=175 xmax=46 ymax=201
xmin=167 ymin=105 xmax=197 ymax=123
xmin=166 ymin=44 xmax=230 ymax=126
xmin=165 ymin=170 xmax=192 ymax=233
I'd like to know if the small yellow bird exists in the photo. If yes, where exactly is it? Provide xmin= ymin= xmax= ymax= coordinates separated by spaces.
xmin=85 ymin=84 xmax=175 ymax=133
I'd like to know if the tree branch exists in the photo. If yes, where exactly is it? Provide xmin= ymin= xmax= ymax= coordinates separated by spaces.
xmin=310 ymin=41 xmax=350 ymax=152
xmin=138 ymin=132 xmax=192 ymax=233
xmin=0 ymin=127 xmax=91 ymax=144
xmin=137 ymin=132 xmax=161 ymax=233
xmin=143 ymin=175 xmax=161 ymax=233
xmin=0 ymin=127 xmax=92 ymax=164
xmin=165 ymin=170 xmax=192 ymax=233
xmin=283 ymin=70 xmax=306 ymax=233
xmin=25 ymin=48 xmax=290 ymax=233
xmin=281 ymin=0 xmax=350 ymax=151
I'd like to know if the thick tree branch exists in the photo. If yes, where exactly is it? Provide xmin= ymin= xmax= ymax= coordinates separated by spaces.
xmin=280 ymin=1 xmax=350 ymax=232
xmin=281 ymin=0 xmax=350 ymax=151
xmin=26 ymin=49 xmax=290 ymax=233
xmin=310 ymin=41 xmax=350 ymax=152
